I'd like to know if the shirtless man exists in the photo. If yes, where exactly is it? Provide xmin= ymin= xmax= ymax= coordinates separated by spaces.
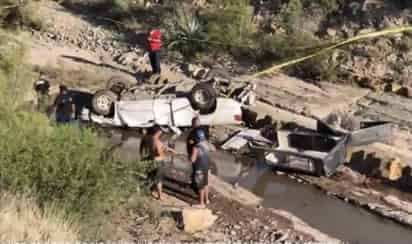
xmin=150 ymin=125 xmax=175 ymax=200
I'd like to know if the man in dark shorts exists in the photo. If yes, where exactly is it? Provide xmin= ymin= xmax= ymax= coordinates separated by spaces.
xmin=190 ymin=128 xmax=211 ymax=207
xmin=149 ymin=125 xmax=176 ymax=200
xmin=52 ymin=85 xmax=75 ymax=124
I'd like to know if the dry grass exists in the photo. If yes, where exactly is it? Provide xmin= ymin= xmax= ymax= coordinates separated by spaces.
xmin=0 ymin=193 xmax=79 ymax=242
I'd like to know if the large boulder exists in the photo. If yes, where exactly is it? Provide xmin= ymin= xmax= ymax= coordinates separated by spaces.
xmin=182 ymin=208 xmax=218 ymax=233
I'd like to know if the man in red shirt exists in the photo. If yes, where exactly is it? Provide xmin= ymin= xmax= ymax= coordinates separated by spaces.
xmin=147 ymin=28 xmax=162 ymax=75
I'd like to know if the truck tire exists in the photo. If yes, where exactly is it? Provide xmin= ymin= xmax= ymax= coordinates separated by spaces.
xmin=106 ymin=76 xmax=128 ymax=95
xmin=189 ymin=83 xmax=217 ymax=113
xmin=92 ymin=89 xmax=118 ymax=116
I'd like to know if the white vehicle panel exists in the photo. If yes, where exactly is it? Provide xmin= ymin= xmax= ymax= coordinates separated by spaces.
xmin=171 ymin=98 xmax=197 ymax=127
xmin=197 ymin=98 xmax=242 ymax=126
xmin=116 ymin=100 xmax=155 ymax=127
xmin=153 ymin=98 xmax=173 ymax=126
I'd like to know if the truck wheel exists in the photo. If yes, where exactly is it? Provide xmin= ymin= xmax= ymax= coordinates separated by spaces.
xmin=92 ymin=89 xmax=118 ymax=116
xmin=189 ymin=83 xmax=217 ymax=113
xmin=106 ymin=76 xmax=128 ymax=95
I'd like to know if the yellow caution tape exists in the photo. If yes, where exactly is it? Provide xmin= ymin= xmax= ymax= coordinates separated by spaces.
xmin=252 ymin=26 xmax=412 ymax=78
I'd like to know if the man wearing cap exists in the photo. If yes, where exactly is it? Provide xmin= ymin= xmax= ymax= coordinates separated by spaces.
xmin=52 ymin=85 xmax=76 ymax=124
xmin=190 ymin=128 xmax=211 ymax=207
xmin=147 ymin=28 xmax=162 ymax=75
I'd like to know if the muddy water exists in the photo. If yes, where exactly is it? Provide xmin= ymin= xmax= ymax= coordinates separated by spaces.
xmin=107 ymin=129 xmax=412 ymax=244
xmin=237 ymin=163 xmax=412 ymax=244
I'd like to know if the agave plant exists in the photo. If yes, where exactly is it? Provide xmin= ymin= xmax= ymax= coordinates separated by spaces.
xmin=164 ymin=5 xmax=207 ymax=60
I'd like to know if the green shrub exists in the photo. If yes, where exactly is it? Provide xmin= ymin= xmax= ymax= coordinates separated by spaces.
xmin=163 ymin=1 xmax=257 ymax=60
xmin=280 ymin=0 xmax=303 ymax=33
xmin=0 ymin=118 xmax=137 ymax=215
xmin=0 ymin=110 xmax=156 ymax=238
xmin=205 ymin=0 xmax=256 ymax=52
xmin=303 ymin=0 xmax=343 ymax=14
xmin=0 ymin=36 xmax=155 ymax=239
xmin=164 ymin=4 xmax=207 ymax=60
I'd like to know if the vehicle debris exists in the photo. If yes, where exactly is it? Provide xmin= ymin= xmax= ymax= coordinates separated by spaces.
xmin=222 ymin=119 xmax=395 ymax=177
xmin=221 ymin=129 xmax=272 ymax=151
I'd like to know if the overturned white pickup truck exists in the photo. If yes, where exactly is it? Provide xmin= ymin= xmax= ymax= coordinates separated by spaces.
xmin=83 ymin=78 xmax=249 ymax=130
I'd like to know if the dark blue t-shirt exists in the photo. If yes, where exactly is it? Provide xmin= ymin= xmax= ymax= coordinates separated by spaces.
xmin=193 ymin=143 xmax=210 ymax=171
xmin=54 ymin=93 xmax=74 ymax=122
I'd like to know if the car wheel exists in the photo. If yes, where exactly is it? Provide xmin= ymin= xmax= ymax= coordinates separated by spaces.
xmin=189 ymin=83 xmax=217 ymax=113
xmin=92 ymin=89 xmax=118 ymax=116
xmin=106 ymin=76 xmax=128 ymax=95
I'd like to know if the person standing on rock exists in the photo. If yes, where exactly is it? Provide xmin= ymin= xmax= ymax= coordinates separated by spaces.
xmin=191 ymin=128 xmax=211 ymax=207
xmin=147 ymin=28 xmax=162 ymax=75
xmin=52 ymin=85 xmax=76 ymax=124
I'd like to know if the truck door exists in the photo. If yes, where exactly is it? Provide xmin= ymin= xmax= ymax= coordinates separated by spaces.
xmin=348 ymin=121 xmax=394 ymax=147
xmin=322 ymin=136 xmax=348 ymax=176
xmin=153 ymin=98 xmax=172 ymax=126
